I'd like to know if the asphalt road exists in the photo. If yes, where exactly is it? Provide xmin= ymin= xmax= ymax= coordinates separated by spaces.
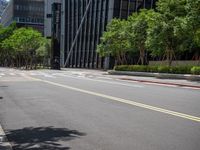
xmin=0 ymin=67 xmax=200 ymax=150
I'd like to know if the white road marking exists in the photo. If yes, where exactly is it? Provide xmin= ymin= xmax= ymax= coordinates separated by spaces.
xmin=24 ymin=75 xmax=200 ymax=122
xmin=29 ymin=72 xmax=38 ymax=76
xmin=9 ymin=73 xmax=16 ymax=76
xmin=41 ymin=73 xmax=56 ymax=78
xmin=59 ymin=74 xmax=143 ymax=88
xmin=52 ymin=73 xmax=68 ymax=77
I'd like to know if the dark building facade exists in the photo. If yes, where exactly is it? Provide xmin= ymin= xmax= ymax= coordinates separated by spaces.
xmin=46 ymin=0 xmax=157 ymax=68
xmin=61 ymin=0 xmax=157 ymax=69
xmin=0 ymin=0 xmax=8 ymax=22
xmin=1 ymin=0 xmax=44 ymax=33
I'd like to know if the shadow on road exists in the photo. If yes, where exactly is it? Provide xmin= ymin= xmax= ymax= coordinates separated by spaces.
xmin=6 ymin=126 xmax=86 ymax=150
xmin=0 ymin=86 xmax=8 ymax=88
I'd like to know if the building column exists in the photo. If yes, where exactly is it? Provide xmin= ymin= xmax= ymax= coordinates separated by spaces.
xmin=60 ymin=0 xmax=65 ymax=67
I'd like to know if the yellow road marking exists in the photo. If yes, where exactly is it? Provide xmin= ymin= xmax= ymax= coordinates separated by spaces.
xmin=24 ymin=75 xmax=200 ymax=122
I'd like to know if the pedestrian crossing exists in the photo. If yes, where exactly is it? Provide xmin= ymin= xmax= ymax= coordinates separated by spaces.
xmin=0 ymin=69 xmax=199 ymax=90
xmin=0 ymin=71 xmax=111 ymax=80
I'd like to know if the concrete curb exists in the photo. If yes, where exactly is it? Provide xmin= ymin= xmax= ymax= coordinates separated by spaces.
xmin=118 ymin=78 xmax=200 ymax=89
xmin=0 ymin=125 xmax=12 ymax=150
xmin=108 ymin=70 xmax=200 ymax=81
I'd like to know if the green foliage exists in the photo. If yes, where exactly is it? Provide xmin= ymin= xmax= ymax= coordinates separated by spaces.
xmin=128 ymin=10 xmax=153 ymax=65
xmin=114 ymin=65 xmax=148 ymax=72
xmin=157 ymin=66 xmax=170 ymax=73
xmin=146 ymin=0 xmax=190 ymax=66
xmin=0 ymin=22 xmax=16 ymax=43
xmin=98 ymin=0 xmax=200 ymax=67
xmin=170 ymin=66 xmax=191 ymax=74
xmin=0 ymin=23 xmax=17 ymax=66
xmin=0 ymin=26 xmax=47 ymax=69
xmin=191 ymin=66 xmax=200 ymax=75
xmin=36 ymin=39 xmax=51 ymax=58
xmin=3 ymin=27 xmax=43 ymax=53
xmin=114 ymin=65 xmax=196 ymax=74
xmin=182 ymin=0 xmax=200 ymax=57
xmin=147 ymin=66 xmax=159 ymax=73
xmin=97 ymin=19 xmax=131 ymax=65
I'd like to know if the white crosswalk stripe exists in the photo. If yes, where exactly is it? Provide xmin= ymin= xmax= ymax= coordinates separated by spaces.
xmin=29 ymin=72 xmax=38 ymax=76
xmin=9 ymin=73 xmax=16 ymax=76
xmin=0 ymin=69 xmax=199 ymax=90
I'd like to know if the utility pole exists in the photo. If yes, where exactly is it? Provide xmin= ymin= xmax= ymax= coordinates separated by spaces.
xmin=64 ymin=0 xmax=92 ymax=67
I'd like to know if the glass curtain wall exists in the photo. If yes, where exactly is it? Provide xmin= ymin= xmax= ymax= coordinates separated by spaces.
xmin=64 ymin=0 xmax=109 ymax=68
xmin=13 ymin=0 xmax=44 ymax=33
xmin=64 ymin=0 xmax=156 ymax=69
xmin=114 ymin=0 xmax=156 ymax=19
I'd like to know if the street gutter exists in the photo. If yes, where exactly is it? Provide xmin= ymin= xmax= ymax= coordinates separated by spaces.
xmin=108 ymin=70 xmax=200 ymax=81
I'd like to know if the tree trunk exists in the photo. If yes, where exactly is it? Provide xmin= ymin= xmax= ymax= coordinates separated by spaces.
xmin=165 ymin=47 xmax=174 ymax=66
xmin=137 ymin=46 xmax=145 ymax=65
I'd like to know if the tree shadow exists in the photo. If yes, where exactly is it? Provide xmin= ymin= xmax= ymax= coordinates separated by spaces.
xmin=6 ymin=126 xmax=86 ymax=150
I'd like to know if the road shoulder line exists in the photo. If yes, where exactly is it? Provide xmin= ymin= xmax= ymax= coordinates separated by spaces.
xmin=24 ymin=75 xmax=200 ymax=123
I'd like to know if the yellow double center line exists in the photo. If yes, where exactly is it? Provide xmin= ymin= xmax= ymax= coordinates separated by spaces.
xmin=25 ymin=75 xmax=200 ymax=122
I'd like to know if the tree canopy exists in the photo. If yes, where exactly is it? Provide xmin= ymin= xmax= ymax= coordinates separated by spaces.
xmin=97 ymin=19 xmax=131 ymax=65
xmin=97 ymin=0 xmax=200 ymax=66
xmin=0 ymin=25 xmax=49 ymax=69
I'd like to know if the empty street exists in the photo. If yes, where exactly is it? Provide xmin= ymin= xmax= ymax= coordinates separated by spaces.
xmin=0 ymin=68 xmax=200 ymax=150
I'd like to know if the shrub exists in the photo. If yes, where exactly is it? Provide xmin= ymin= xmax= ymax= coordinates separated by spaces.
xmin=191 ymin=66 xmax=200 ymax=75
xmin=114 ymin=65 xmax=199 ymax=74
xmin=147 ymin=66 xmax=158 ymax=73
xmin=130 ymin=65 xmax=147 ymax=72
xmin=170 ymin=66 xmax=192 ymax=74
xmin=157 ymin=66 xmax=170 ymax=73
xmin=114 ymin=65 xmax=130 ymax=71
xmin=114 ymin=65 xmax=148 ymax=72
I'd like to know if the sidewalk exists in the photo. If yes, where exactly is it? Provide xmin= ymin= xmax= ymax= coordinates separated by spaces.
xmin=61 ymin=68 xmax=200 ymax=88
xmin=107 ymin=70 xmax=200 ymax=89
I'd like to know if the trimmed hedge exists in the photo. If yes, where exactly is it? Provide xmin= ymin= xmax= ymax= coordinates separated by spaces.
xmin=114 ymin=65 xmax=200 ymax=75
xmin=191 ymin=66 xmax=200 ymax=75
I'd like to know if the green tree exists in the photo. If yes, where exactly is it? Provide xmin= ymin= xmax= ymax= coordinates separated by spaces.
xmin=146 ymin=0 xmax=188 ymax=66
xmin=184 ymin=0 xmax=200 ymax=60
xmin=128 ymin=9 xmax=154 ymax=65
xmin=97 ymin=19 xmax=131 ymax=65
xmin=0 ymin=23 xmax=16 ymax=66
xmin=2 ymin=27 xmax=45 ymax=69
xmin=36 ymin=39 xmax=51 ymax=67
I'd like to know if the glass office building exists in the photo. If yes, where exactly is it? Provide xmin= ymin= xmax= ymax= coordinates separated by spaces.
xmin=1 ymin=0 xmax=44 ymax=33
xmin=59 ymin=0 xmax=157 ymax=69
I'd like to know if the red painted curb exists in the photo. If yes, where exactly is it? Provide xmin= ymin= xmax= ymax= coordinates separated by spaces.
xmin=119 ymin=78 xmax=200 ymax=89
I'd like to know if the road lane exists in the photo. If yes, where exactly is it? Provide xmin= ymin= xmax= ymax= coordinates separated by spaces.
xmin=0 ymin=68 xmax=200 ymax=150
xmin=23 ymin=75 xmax=200 ymax=122
xmin=23 ymin=71 xmax=200 ymax=117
